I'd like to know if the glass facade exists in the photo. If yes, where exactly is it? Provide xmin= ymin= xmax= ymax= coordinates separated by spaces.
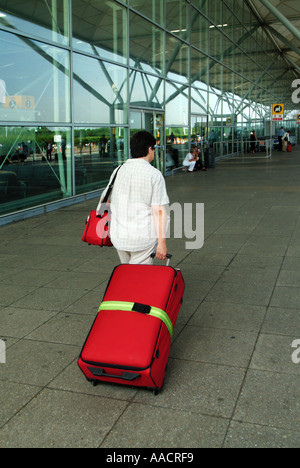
xmin=0 ymin=0 xmax=298 ymax=218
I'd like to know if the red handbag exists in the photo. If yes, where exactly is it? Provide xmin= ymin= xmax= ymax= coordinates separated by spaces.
xmin=81 ymin=210 xmax=113 ymax=247
xmin=82 ymin=166 xmax=121 ymax=247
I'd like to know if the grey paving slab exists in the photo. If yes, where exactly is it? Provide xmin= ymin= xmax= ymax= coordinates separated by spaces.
xmin=101 ymin=403 xmax=229 ymax=449
xmin=229 ymin=253 xmax=283 ymax=270
xmin=220 ymin=266 xmax=279 ymax=287
xmin=0 ymin=388 xmax=128 ymax=448
xmin=26 ymin=312 xmax=96 ymax=346
xmin=10 ymin=286 xmax=88 ymax=311
xmin=224 ymin=421 xmax=300 ymax=448
xmin=0 ymin=381 xmax=41 ymax=428
xmin=0 ymin=307 xmax=58 ymax=338
xmin=44 ymin=271 xmax=108 ymax=291
xmin=233 ymin=370 xmax=300 ymax=431
xmin=205 ymin=281 xmax=274 ymax=306
xmin=64 ymin=290 xmax=103 ymax=315
xmin=277 ymin=269 xmax=300 ymax=287
xmin=189 ymin=301 xmax=266 ymax=333
xmin=249 ymin=333 xmax=300 ymax=375
xmin=182 ymin=251 xmax=235 ymax=267
xmin=286 ymin=245 xmax=300 ymax=257
xmin=0 ymin=339 xmax=79 ymax=386
xmin=1 ymin=269 xmax=65 ymax=287
xmin=30 ymin=255 xmax=91 ymax=272
xmin=198 ymin=234 xmax=250 ymax=254
xmin=178 ymin=263 xmax=225 ymax=285
xmin=0 ymin=266 xmax=24 ymax=281
xmin=238 ymin=235 xmax=290 ymax=257
xmin=0 ymin=284 xmax=37 ymax=307
xmin=170 ymin=325 xmax=257 ymax=368
xmin=261 ymin=307 xmax=300 ymax=336
xmin=270 ymin=286 xmax=300 ymax=309
xmin=133 ymin=359 xmax=246 ymax=419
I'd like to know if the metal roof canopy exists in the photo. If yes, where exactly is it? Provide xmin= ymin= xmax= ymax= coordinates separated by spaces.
xmin=247 ymin=0 xmax=300 ymax=108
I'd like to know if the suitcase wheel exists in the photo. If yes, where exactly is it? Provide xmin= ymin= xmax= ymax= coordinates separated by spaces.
xmin=87 ymin=378 xmax=98 ymax=387
xmin=153 ymin=378 xmax=165 ymax=396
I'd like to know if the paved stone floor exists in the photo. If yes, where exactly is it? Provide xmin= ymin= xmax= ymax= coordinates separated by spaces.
xmin=1 ymin=148 xmax=300 ymax=448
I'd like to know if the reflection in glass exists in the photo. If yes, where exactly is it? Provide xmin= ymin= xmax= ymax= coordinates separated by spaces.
xmin=73 ymin=54 xmax=127 ymax=124
xmin=0 ymin=0 xmax=69 ymax=45
xmin=165 ymin=125 xmax=189 ymax=168
xmin=166 ymin=0 xmax=188 ymax=41
xmin=0 ymin=30 xmax=70 ymax=123
xmin=0 ymin=126 xmax=71 ymax=216
xmin=129 ymin=0 xmax=164 ymax=25
xmin=191 ymin=47 xmax=209 ymax=90
xmin=74 ymin=127 xmax=128 ymax=195
xmin=72 ymin=0 xmax=127 ymax=64
xmin=165 ymin=34 xmax=189 ymax=83
xmin=129 ymin=11 xmax=164 ymax=75
xmin=165 ymin=81 xmax=189 ymax=127
xmin=190 ymin=7 xmax=209 ymax=54
xmin=191 ymin=87 xmax=208 ymax=115
xmin=130 ymin=71 xmax=164 ymax=109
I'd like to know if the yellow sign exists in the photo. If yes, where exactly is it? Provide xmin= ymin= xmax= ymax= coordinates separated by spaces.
xmin=272 ymin=103 xmax=284 ymax=121
xmin=5 ymin=95 xmax=35 ymax=110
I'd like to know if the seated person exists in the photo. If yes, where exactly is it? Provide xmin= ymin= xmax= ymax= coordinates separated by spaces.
xmin=182 ymin=147 xmax=197 ymax=172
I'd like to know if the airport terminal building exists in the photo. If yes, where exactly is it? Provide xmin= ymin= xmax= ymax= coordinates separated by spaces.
xmin=0 ymin=0 xmax=299 ymax=222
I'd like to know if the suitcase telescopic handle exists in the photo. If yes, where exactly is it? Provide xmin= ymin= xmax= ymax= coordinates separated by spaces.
xmin=150 ymin=253 xmax=172 ymax=266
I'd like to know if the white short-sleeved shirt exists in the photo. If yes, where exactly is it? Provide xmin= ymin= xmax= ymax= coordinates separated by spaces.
xmin=98 ymin=159 xmax=169 ymax=252
xmin=183 ymin=153 xmax=194 ymax=166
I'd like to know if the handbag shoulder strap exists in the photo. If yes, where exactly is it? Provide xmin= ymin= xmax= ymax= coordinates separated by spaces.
xmin=102 ymin=165 xmax=122 ymax=204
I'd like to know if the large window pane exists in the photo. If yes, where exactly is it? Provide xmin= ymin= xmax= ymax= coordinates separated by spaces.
xmin=0 ymin=126 xmax=72 ymax=216
xmin=191 ymin=47 xmax=208 ymax=90
xmin=73 ymin=54 xmax=127 ymax=125
xmin=0 ymin=30 xmax=70 ymax=123
xmin=165 ymin=34 xmax=189 ymax=83
xmin=191 ymin=8 xmax=209 ymax=55
xmin=208 ymin=0 xmax=223 ymax=26
xmin=72 ymin=0 xmax=127 ymax=65
xmin=129 ymin=71 xmax=164 ymax=108
xmin=129 ymin=0 xmax=164 ymax=25
xmin=166 ymin=0 xmax=189 ymax=41
xmin=209 ymin=61 xmax=223 ymax=93
xmin=129 ymin=11 xmax=164 ymax=75
xmin=166 ymin=81 xmax=189 ymax=165
xmin=74 ymin=127 xmax=128 ymax=194
xmin=191 ymin=0 xmax=208 ymax=17
xmin=166 ymin=81 xmax=189 ymax=126
xmin=165 ymin=125 xmax=189 ymax=167
xmin=191 ymin=87 xmax=208 ymax=115
xmin=0 ymin=0 xmax=69 ymax=46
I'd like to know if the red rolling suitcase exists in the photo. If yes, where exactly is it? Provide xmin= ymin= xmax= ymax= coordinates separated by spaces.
xmin=78 ymin=257 xmax=184 ymax=394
